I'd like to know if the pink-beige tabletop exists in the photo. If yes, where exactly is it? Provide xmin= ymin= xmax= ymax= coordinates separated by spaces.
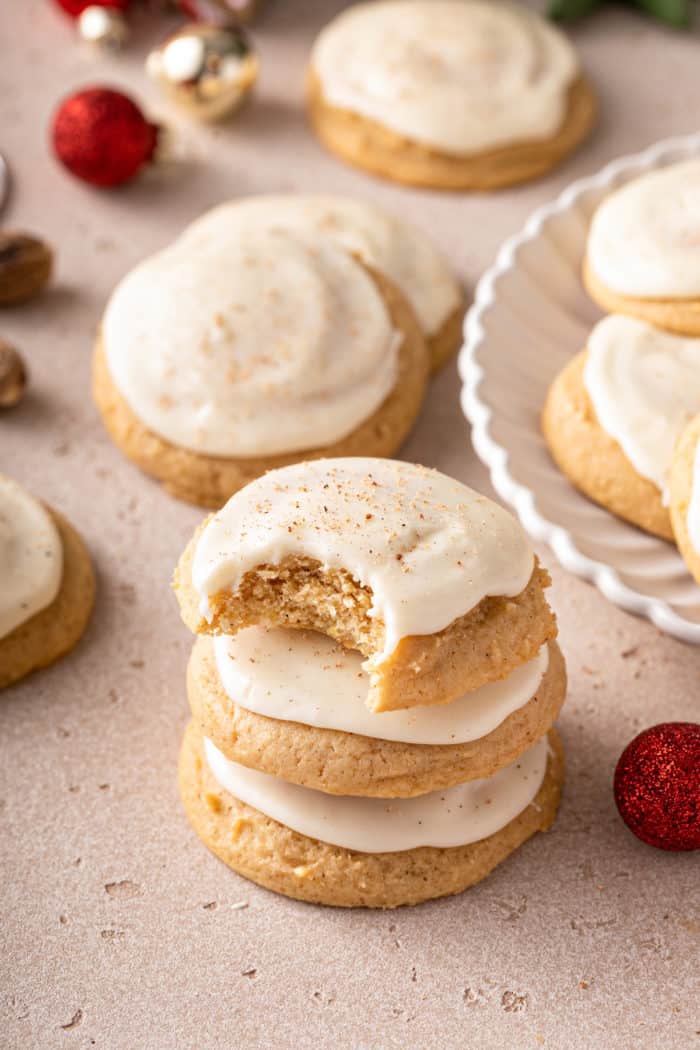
xmin=1 ymin=2 xmax=698 ymax=1048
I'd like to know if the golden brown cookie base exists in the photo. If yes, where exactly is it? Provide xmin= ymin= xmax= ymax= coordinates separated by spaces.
xmin=93 ymin=266 xmax=429 ymax=509
xmin=307 ymin=73 xmax=597 ymax=192
xmin=428 ymin=297 xmax=466 ymax=372
xmin=179 ymin=722 xmax=564 ymax=908
xmin=542 ymin=350 xmax=673 ymax=540
xmin=175 ymin=536 xmax=558 ymax=712
xmin=583 ymin=258 xmax=700 ymax=337
xmin=669 ymin=414 xmax=700 ymax=584
xmin=188 ymin=634 xmax=567 ymax=797
xmin=0 ymin=510 xmax=95 ymax=689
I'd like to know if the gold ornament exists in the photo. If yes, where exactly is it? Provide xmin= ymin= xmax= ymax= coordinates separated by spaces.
xmin=78 ymin=5 xmax=130 ymax=49
xmin=147 ymin=24 xmax=258 ymax=122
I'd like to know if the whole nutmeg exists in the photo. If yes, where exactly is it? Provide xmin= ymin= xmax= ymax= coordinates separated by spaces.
xmin=0 ymin=341 xmax=28 ymax=407
xmin=0 ymin=232 xmax=53 ymax=306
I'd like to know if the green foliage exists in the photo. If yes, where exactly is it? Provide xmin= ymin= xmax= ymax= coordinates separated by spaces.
xmin=548 ymin=0 xmax=692 ymax=28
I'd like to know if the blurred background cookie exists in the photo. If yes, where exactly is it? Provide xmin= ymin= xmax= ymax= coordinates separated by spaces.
xmin=180 ymin=194 xmax=465 ymax=371
xmin=669 ymin=413 xmax=700 ymax=583
xmin=0 ymin=475 xmax=95 ymax=689
xmin=307 ymin=0 xmax=596 ymax=190
xmin=585 ymin=160 xmax=700 ymax=334
xmin=95 ymin=214 xmax=431 ymax=507
xmin=542 ymin=315 xmax=700 ymax=539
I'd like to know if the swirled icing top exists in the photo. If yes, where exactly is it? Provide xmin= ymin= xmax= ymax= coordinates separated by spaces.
xmin=213 ymin=629 xmax=549 ymax=745
xmin=180 ymin=194 xmax=462 ymax=339
xmin=192 ymin=458 xmax=535 ymax=655
xmin=204 ymin=734 xmax=549 ymax=851
xmin=310 ymin=0 xmax=579 ymax=155
xmin=584 ymin=316 xmax=700 ymax=497
xmin=0 ymin=476 xmax=63 ymax=640
xmin=102 ymin=227 xmax=400 ymax=457
xmin=587 ymin=161 xmax=700 ymax=297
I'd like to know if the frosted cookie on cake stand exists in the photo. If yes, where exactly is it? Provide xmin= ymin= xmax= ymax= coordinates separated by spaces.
xmin=669 ymin=414 xmax=700 ymax=584
xmin=306 ymin=0 xmax=596 ymax=191
xmin=180 ymin=194 xmax=465 ymax=373
xmin=175 ymin=458 xmax=557 ymax=713
xmin=94 ymin=224 xmax=429 ymax=508
xmin=542 ymin=316 xmax=700 ymax=540
xmin=585 ymin=160 xmax=700 ymax=335
xmin=0 ymin=476 xmax=95 ymax=689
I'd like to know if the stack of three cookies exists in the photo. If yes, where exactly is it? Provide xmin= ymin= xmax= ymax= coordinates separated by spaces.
xmin=175 ymin=458 xmax=567 ymax=908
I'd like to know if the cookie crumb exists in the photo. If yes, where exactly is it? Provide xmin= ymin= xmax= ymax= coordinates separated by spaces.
xmin=60 ymin=1009 xmax=83 ymax=1031
xmin=104 ymin=880 xmax=142 ymax=900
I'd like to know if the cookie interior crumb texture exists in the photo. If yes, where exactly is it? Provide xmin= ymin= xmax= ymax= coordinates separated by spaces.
xmin=176 ymin=539 xmax=557 ymax=712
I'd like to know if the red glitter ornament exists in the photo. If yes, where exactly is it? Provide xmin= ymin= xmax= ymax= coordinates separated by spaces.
xmin=614 ymin=722 xmax=700 ymax=852
xmin=53 ymin=0 xmax=130 ymax=17
xmin=51 ymin=88 xmax=159 ymax=188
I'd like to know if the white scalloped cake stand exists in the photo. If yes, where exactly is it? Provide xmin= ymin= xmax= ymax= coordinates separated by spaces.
xmin=459 ymin=132 xmax=700 ymax=644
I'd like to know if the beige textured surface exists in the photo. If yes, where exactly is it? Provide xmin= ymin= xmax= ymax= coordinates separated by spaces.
xmin=542 ymin=350 xmax=673 ymax=540
xmin=2 ymin=2 xmax=699 ymax=1048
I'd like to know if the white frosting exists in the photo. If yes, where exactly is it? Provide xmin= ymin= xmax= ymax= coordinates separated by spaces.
xmin=687 ymin=433 xmax=700 ymax=557
xmin=311 ymin=0 xmax=579 ymax=155
xmin=180 ymin=195 xmax=462 ymax=339
xmin=192 ymin=458 xmax=535 ymax=657
xmin=588 ymin=160 xmax=700 ymax=298
xmin=584 ymin=316 xmax=700 ymax=499
xmin=204 ymin=733 xmax=549 ymax=852
xmin=213 ymin=629 xmax=549 ymax=745
xmin=0 ymin=476 xmax=63 ymax=640
xmin=102 ymin=228 xmax=400 ymax=457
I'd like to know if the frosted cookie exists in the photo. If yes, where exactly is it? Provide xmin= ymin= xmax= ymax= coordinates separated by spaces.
xmin=585 ymin=161 xmax=700 ymax=335
xmin=543 ymin=317 xmax=700 ymax=539
xmin=94 ymin=225 xmax=429 ymax=508
xmin=175 ymin=458 xmax=557 ymax=712
xmin=669 ymin=414 xmax=700 ymax=584
xmin=180 ymin=195 xmax=465 ymax=372
xmin=179 ymin=721 xmax=564 ymax=908
xmin=307 ymin=0 xmax=596 ymax=191
xmin=187 ymin=631 xmax=567 ymax=797
xmin=0 ymin=476 xmax=95 ymax=689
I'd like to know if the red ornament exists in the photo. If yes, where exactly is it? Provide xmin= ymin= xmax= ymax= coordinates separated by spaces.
xmin=614 ymin=722 xmax=700 ymax=852
xmin=53 ymin=0 xmax=130 ymax=16
xmin=51 ymin=88 xmax=159 ymax=188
